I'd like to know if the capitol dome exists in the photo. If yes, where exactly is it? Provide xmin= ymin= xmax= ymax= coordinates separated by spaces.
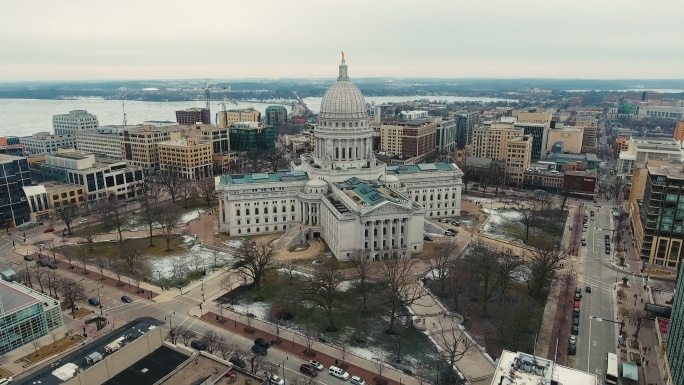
xmin=319 ymin=53 xmax=368 ymax=120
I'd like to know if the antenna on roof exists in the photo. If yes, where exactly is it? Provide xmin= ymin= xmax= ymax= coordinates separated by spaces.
xmin=122 ymin=100 xmax=127 ymax=126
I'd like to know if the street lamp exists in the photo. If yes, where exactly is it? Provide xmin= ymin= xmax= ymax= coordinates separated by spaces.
xmin=280 ymin=356 xmax=288 ymax=381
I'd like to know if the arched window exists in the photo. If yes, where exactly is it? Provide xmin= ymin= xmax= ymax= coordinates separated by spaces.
xmin=246 ymin=209 xmax=250 ymax=216
xmin=335 ymin=147 xmax=339 ymax=158
xmin=430 ymin=195 xmax=433 ymax=201
xmin=452 ymin=193 xmax=456 ymax=199
xmin=264 ymin=207 xmax=268 ymax=214
xmin=273 ymin=207 xmax=277 ymax=213
xmin=291 ymin=205 xmax=295 ymax=212
xmin=236 ymin=209 xmax=240 ymax=216
xmin=255 ymin=208 xmax=259 ymax=215
xmin=437 ymin=194 xmax=441 ymax=200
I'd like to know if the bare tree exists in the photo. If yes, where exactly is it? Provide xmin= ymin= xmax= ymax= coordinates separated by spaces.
xmin=119 ymin=242 xmax=144 ymax=276
xmin=156 ymin=170 xmax=185 ymax=202
xmin=299 ymin=322 xmax=316 ymax=355
xmin=463 ymin=241 xmax=506 ymax=315
xmin=33 ymin=265 xmax=46 ymax=293
xmin=32 ymin=340 xmax=41 ymax=357
xmin=197 ymin=177 xmax=217 ymax=206
xmin=179 ymin=179 xmax=196 ymax=208
xmin=45 ymin=239 xmax=59 ymax=263
xmin=300 ymin=259 xmax=344 ymax=332
xmin=524 ymin=244 xmax=568 ymax=300
xmin=427 ymin=241 xmax=461 ymax=295
xmin=178 ymin=326 xmax=196 ymax=346
xmin=373 ymin=348 xmax=387 ymax=384
xmin=59 ymin=277 xmax=86 ymax=318
xmin=138 ymin=192 xmax=162 ymax=247
xmin=96 ymin=196 xmax=127 ymax=242
xmin=349 ymin=250 xmax=373 ymax=315
xmin=249 ymin=353 xmax=266 ymax=374
xmin=486 ymin=296 xmax=541 ymax=353
xmin=157 ymin=203 xmax=182 ymax=251
xmin=233 ymin=241 xmax=277 ymax=300
xmin=433 ymin=318 xmax=476 ymax=384
xmin=111 ymin=260 xmax=125 ymax=286
xmin=216 ymin=336 xmax=231 ymax=359
xmin=80 ymin=224 xmax=99 ymax=251
xmin=631 ymin=309 xmax=648 ymax=339
xmin=95 ymin=254 xmax=107 ymax=280
xmin=76 ymin=245 xmax=89 ymax=274
xmin=378 ymin=253 xmax=424 ymax=334
xmin=62 ymin=245 xmax=75 ymax=269
xmin=55 ymin=202 xmax=80 ymax=236
xmin=46 ymin=269 xmax=61 ymax=298
xmin=132 ymin=261 xmax=151 ymax=293
xmin=167 ymin=326 xmax=180 ymax=344
xmin=201 ymin=330 xmax=221 ymax=354
xmin=517 ymin=201 xmax=537 ymax=241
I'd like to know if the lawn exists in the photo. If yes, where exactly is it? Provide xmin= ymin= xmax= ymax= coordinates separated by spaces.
xmin=222 ymin=270 xmax=443 ymax=370
xmin=21 ymin=334 xmax=84 ymax=364
xmin=174 ymin=197 xmax=217 ymax=211
xmin=58 ymin=235 xmax=184 ymax=260
xmin=73 ymin=308 xmax=94 ymax=319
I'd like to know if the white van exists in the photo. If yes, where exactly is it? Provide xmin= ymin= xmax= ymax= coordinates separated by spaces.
xmin=85 ymin=352 xmax=103 ymax=365
xmin=328 ymin=366 xmax=349 ymax=380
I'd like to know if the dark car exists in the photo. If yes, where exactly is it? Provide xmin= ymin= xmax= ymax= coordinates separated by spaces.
xmin=88 ymin=297 xmax=100 ymax=306
xmin=47 ymin=262 xmax=58 ymax=269
xmin=574 ymin=293 xmax=582 ymax=301
xmin=573 ymin=318 xmax=580 ymax=326
xmin=575 ymin=287 xmax=581 ymax=294
xmin=605 ymin=248 xmax=611 ymax=254
xmin=586 ymin=286 xmax=592 ymax=293
xmin=571 ymin=325 xmax=579 ymax=335
xmin=191 ymin=340 xmax=206 ymax=351
xmin=568 ymin=344 xmax=577 ymax=355
xmin=121 ymin=295 xmax=133 ymax=303
xmin=23 ymin=255 xmax=34 ymax=261
xmin=423 ymin=236 xmax=433 ymax=242
xmin=37 ymin=259 xmax=49 ymax=267
xmin=251 ymin=344 xmax=267 ymax=356
xmin=43 ymin=227 xmax=55 ymax=233
xmin=299 ymin=364 xmax=318 ymax=377
xmin=254 ymin=338 xmax=270 ymax=349
xmin=229 ymin=356 xmax=246 ymax=368
xmin=445 ymin=231 xmax=456 ymax=237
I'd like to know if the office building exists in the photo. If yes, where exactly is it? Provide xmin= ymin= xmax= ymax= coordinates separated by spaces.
xmin=674 ymin=121 xmax=684 ymax=141
xmin=120 ymin=125 xmax=182 ymax=171
xmin=562 ymin=170 xmax=597 ymax=198
xmin=523 ymin=169 xmax=564 ymax=192
xmin=0 ymin=136 xmax=25 ymax=156
xmin=545 ymin=126 xmax=584 ymax=154
xmin=158 ymin=134 xmax=212 ymax=180
xmin=229 ymin=122 xmax=275 ymax=152
xmin=380 ymin=116 xmax=437 ymax=163
xmin=42 ymin=181 xmax=86 ymax=209
xmin=435 ymin=118 xmax=457 ymax=153
xmin=217 ymin=108 xmax=261 ymax=128
xmin=52 ymin=110 xmax=99 ymax=134
xmin=175 ymin=107 xmax=210 ymax=125
xmin=667 ymin=270 xmax=684 ymax=385
xmin=505 ymin=135 xmax=533 ymax=187
xmin=265 ymin=105 xmax=288 ymax=126
xmin=180 ymin=124 xmax=230 ymax=155
xmin=32 ymin=152 xmax=143 ymax=202
xmin=617 ymin=137 xmax=684 ymax=179
xmin=614 ymin=134 xmax=630 ymax=157
xmin=453 ymin=115 xmax=468 ymax=149
xmin=0 ymin=155 xmax=32 ymax=227
xmin=491 ymin=350 xmax=596 ymax=385
xmin=545 ymin=152 xmax=601 ymax=170
xmin=571 ymin=116 xmax=598 ymax=153
xmin=0 ymin=280 xmax=64 ymax=354
xmin=632 ymin=166 xmax=684 ymax=271
xmin=512 ymin=109 xmax=553 ymax=125
xmin=472 ymin=122 xmax=526 ymax=160
xmin=75 ymin=126 xmax=127 ymax=159
xmin=515 ymin=121 xmax=548 ymax=160
xmin=20 ymin=132 xmax=76 ymax=157
xmin=21 ymin=185 xmax=50 ymax=222
xmin=218 ymin=56 xmax=463 ymax=260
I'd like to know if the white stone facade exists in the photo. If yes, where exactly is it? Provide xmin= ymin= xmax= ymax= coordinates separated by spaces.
xmin=20 ymin=132 xmax=76 ymax=157
xmin=53 ymin=110 xmax=99 ymax=134
xmin=217 ymin=56 xmax=463 ymax=260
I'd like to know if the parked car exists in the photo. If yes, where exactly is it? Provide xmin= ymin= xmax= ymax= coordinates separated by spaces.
xmin=585 ymin=286 xmax=592 ymax=293
xmin=581 ymin=240 xmax=587 ymax=246
xmin=351 ymin=376 xmax=367 ymax=385
xmin=43 ymin=227 xmax=55 ymax=233
xmin=568 ymin=335 xmax=577 ymax=346
xmin=573 ymin=318 xmax=580 ymax=326
xmin=37 ymin=259 xmax=49 ymax=267
xmin=254 ymin=338 xmax=270 ymax=349
xmin=451 ymin=221 xmax=460 ymax=226
xmin=423 ymin=236 xmax=433 ymax=242
xmin=574 ymin=293 xmax=582 ymax=301
xmin=328 ymin=366 xmax=350 ymax=380
xmin=575 ymin=287 xmax=581 ymax=294
xmin=190 ymin=340 xmax=206 ymax=351
xmin=47 ymin=263 xmax=58 ymax=269
xmin=120 ymin=295 xmax=133 ymax=303
xmin=445 ymin=231 xmax=456 ymax=237
xmin=568 ymin=344 xmax=576 ymax=355
xmin=0 ymin=377 xmax=13 ymax=385
xmin=23 ymin=255 xmax=33 ymax=261
xmin=299 ymin=364 xmax=318 ymax=377
xmin=78 ymin=219 xmax=88 ymax=224
xmin=88 ymin=297 xmax=100 ymax=306
xmin=251 ymin=345 xmax=267 ymax=356
xmin=573 ymin=301 xmax=580 ymax=309
xmin=309 ymin=360 xmax=324 ymax=371
xmin=229 ymin=356 xmax=246 ymax=368
xmin=268 ymin=375 xmax=284 ymax=385
xmin=571 ymin=325 xmax=579 ymax=335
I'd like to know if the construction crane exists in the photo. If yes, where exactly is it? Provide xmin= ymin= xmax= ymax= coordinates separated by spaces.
xmin=119 ymin=90 xmax=128 ymax=126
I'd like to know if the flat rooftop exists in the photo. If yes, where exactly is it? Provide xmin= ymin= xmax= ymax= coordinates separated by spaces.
xmin=0 ymin=154 xmax=26 ymax=162
xmin=492 ymin=350 xmax=596 ymax=385
xmin=335 ymin=177 xmax=403 ymax=207
xmin=648 ymin=166 xmax=684 ymax=180
xmin=219 ymin=170 xmax=309 ymax=185
xmin=158 ymin=354 xmax=232 ymax=385
xmin=47 ymin=152 xmax=93 ymax=160
xmin=0 ymin=281 xmax=40 ymax=313
xmin=385 ymin=162 xmax=457 ymax=175
xmin=103 ymin=345 xmax=189 ymax=385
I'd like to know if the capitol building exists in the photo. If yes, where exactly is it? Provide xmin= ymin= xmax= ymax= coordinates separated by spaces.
xmin=217 ymin=55 xmax=463 ymax=260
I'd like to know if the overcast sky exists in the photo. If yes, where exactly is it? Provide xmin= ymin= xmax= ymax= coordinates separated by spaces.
xmin=1 ymin=0 xmax=682 ymax=81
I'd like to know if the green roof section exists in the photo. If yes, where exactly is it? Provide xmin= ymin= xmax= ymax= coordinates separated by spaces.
xmin=385 ymin=162 xmax=457 ymax=175
xmin=219 ymin=170 xmax=309 ymax=185
xmin=335 ymin=177 xmax=404 ymax=207
xmin=622 ymin=361 xmax=638 ymax=381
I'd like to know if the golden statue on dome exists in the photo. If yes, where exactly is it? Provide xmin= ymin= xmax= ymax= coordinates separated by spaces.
xmin=341 ymin=51 xmax=345 ymax=61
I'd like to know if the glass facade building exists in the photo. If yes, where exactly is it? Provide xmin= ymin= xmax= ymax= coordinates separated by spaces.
xmin=0 ymin=281 xmax=63 ymax=354
xmin=666 ymin=273 xmax=684 ymax=385
xmin=0 ymin=154 xmax=32 ymax=227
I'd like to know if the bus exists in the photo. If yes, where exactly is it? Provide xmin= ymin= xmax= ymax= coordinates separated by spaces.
xmin=606 ymin=352 xmax=619 ymax=385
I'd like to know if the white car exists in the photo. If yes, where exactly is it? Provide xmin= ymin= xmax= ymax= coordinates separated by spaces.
xmin=268 ymin=375 xmax=284 ymax=385
xmin=309 ymin=360 xmax=324 ymax=371
xmin=329 ymin=366 xmax=349 ymax=380
xmin=78 ymin=219 xmax=88 ymax=224
xmin=351 ymin=376 xmax=367 ymax=385
xmin=0 ymin=377 xmax=13 ymax=385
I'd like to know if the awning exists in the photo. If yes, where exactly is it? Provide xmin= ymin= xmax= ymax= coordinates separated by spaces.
xmin=645 ymin=303 xmax=671 ymax=318
xmin=622 ymin=361 xmax=638 ymax=381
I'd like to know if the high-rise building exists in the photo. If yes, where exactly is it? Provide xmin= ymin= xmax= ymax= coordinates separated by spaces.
xmin=380 ymin=116 xmax=437 ymax=163
xmin=0 ymin=136 xmax=24 ymax=156
xmin=667 ymin=271 xmax=684 ymax=385
xmin=435 ymin=118 xmax=457 ymax=153
xmin=491 ymin=350 xmax=596 ymax=385
xmin=75 ymin=126 xmax=127 ymax=159
xmin=471 ymin=122 xmax=526 ymax=160
xmin=229 ymin=122 xmax=275 ymax=153
xmin=632 ymin=166 xmax=684 ymax=271
xmin=0 ymin=280 xmax=64 ymax=354
xmin=0 ymin=154 xmax=32 ymax=227
xmin=674 ymin=121 xmax=684 ymax=141
xmin=515 ymin=121 xmax=548 ymax=160
xmin=217 ymin=108 xmax=261 ymax=128
xmin=120 ymin=125 xmax=182 ymax=171
xmin=158 ymin=134 xmax=212 ymax=180
xmin=180 ymin=124 xmax=230 ymax=155
xmin=546 ymin=126 xmax=584 ymax=154
xmin=176 ymin=108 xmax=210 ymax=125
xmin=571 ymin=116 xmax=598 ymax=153
xmin=505 ymin=135 xmax=533 ymax=187
xmin=264 ymin=106 xmax=288 ymax=126
xmin=454 ymin=115 xmax=468 ymax=149
xmin=52 ymin=110 xmax=99 ymax=134
xmin=20 ymin=132 xmax=76 ymax=157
